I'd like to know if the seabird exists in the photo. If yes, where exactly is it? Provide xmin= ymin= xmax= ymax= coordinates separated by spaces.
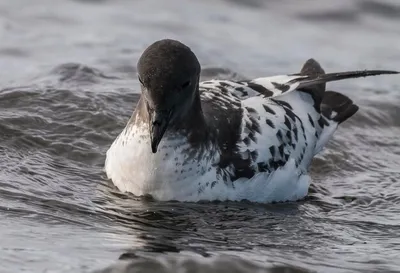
xmin=105 ymin=39 xmax=398 ymax=203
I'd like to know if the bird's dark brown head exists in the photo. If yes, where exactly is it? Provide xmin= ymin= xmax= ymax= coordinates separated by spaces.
xmin=137 ymin=39 xmax=201 ymax=153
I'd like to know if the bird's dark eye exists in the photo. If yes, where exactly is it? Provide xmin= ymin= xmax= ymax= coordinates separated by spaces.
xmin=181 ymin=80 xmax=191 ymax=89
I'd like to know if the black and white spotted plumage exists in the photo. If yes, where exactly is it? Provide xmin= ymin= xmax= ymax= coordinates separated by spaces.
xmin=197 ymin=59 xmax=392 ymax=186
xmin=198 ymin=62 xmax=317 ymax=184
xmin=105 ymin=39 xmax=399 ymax=203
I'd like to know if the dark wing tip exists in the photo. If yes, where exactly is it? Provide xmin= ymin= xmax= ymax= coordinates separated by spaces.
xmin=321 ymin=91 xmax=359 ymax=124
xmin=298 ymin=58 xmax=326 ymax=108
xmin=356 ymin=69 xmax=399 ymax=76
xmin=379 ymin=70 xmax=398 ymax=74
xmin=296 ymin=69 xmax=399 ymax=91
xmin=300 ymin=58 xmax=326 ymax=76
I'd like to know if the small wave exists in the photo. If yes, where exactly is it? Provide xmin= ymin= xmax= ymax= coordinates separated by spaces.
xmin=200 ymin=67 xmax=247 ymax=82
xmin=0 ymin=47 xmax=30 ymax=58
xmin=48 ymin=63 xmax=120 ymax=84
xmin=70 ymin=0 xmax=108 ymax=3
xmin=222 ymin=0 xmax=265 ymax=9
xmin=297 ymin=10 xmax=359 ymax=24
xmin=359 ymin=1 xmax=400 ymax=19
xmin=295 ymin=0 xmax=400 ymax=24
xmin=94 ymin=254 xmax=312 ymax=273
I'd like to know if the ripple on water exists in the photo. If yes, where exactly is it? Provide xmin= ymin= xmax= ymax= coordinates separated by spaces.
xmin=2 ymin=60 xmax=400 ymax=272
xmin=94 ymin=254 xmax=312 ymax=273
xmin=1 ymin=1 xmax=400 ymax=271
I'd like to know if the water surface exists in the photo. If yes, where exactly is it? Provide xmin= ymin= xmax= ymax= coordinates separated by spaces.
xmin=1 ymin=0 xmax=400 ymax=272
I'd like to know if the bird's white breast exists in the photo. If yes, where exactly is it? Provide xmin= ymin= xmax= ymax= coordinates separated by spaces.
xmin=105 ymin=121 xmax=311 ymax=203
xmin=104 ymin=124 xmax=220 ymax=201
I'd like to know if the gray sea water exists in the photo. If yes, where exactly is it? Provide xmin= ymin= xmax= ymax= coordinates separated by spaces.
xmin=1 ymin=0 xmax=400 ymax=272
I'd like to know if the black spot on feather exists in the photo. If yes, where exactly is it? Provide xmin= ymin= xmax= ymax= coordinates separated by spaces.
xmin=249 ymin=115 xmax=261 ymax=134
xmin=308 ymin=114 xmax=315 ymax=127
xmin=271 ymin=81 xmax=290 ymax=92
xmin=273 ymin=99 xmax=293 ymax=110
xmin=246 ymin=82 xmax=274 ymax=96
xmin=293 ymin=128 xmax=299 ymax=142
xmin=284 ymin=116 xmax=292 ymax=130
xmin=245 ymin=107 xmax=257 ymax=114
xmin=250 ymin=150 xmax=258 ymax=161
xmin=286 ymin=130 xmax=292 ymax=143
xmin=283 ymin=108 xmax=296 ymax=122
xmin=266 ymin=119 xmax=275 ymax=128
xmin=278 ymin=144 xmax=285 ymax=158
xmin=284 ymin=153 xmax=290 ymax=161
xmin=263 ymin=104 xmax=276 ymax=115
xmin=269 ymin=146 xmax=276 ymax=157
xmin=235 ymin=87 xmax=244 ymax=92
xmin=276 ymin=130 xmax=283 ymax=142
xmin=248 ymin=132 xmax=256 ymax=142
xmin=257 ymin=162 xmax=269 ymax=172
xmin=269 ymin=159 xmax=286 ymax=169
xmin=219 ymin=81 xmax=232 ymax=88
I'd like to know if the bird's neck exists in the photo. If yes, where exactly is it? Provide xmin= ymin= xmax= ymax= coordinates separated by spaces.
xmin=133 ymin=90 xmax=210 ymax=146
xmin=171 ymin=90 xmax=210 ymax=145
xmin=175 ymin=91 xmax=204 ymax=127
